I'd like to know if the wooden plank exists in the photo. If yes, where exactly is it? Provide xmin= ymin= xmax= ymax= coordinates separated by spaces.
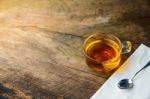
xmin=0 ymin=27 xmax=106 ymax=98
xmin=0 ymin=0 xmax=149 ymax=35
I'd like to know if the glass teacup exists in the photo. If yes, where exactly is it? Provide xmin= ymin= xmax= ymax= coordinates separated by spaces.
xmin=83 ymin=33 xmax=132 ymax=75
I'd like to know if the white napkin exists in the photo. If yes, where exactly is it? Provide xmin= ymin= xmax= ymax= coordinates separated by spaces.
xmin=91 ymin=44 xmax=150 ymax=99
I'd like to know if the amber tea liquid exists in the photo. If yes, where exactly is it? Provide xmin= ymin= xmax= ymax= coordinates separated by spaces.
xmin=85 ymin=39 xmax=121 ymax=73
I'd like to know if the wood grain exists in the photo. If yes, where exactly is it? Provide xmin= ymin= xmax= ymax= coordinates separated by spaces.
xmin=0 ymin=0 xmax=149 ymax=99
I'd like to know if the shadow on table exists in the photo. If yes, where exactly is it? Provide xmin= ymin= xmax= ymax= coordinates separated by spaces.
xmin=0 ymin=96 xmax=8 ymax=99
xmin=0 ymin=83 xmax=13 ymax=99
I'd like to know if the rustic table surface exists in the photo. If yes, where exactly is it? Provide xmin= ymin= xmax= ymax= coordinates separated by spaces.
xmin=0 ymin=0 xmax=150 ymax=99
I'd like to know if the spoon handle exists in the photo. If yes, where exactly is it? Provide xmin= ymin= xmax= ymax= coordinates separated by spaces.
xmin=132 ymin=61 xmax=150 ymax=80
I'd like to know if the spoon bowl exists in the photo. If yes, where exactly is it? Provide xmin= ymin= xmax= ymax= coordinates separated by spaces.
xmin=118 ymin=79 xmax=133 ymax=89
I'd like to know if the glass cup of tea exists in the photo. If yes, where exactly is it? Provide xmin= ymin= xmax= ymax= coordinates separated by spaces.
xmin=83 ymin=33 xmax=132 ymax=75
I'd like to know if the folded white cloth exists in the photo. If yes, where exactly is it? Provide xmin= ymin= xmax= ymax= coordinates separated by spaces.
xmin=91 ymin=44 xmax=150 ymax=99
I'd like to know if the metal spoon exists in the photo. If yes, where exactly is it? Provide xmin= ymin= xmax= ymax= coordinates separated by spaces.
xmin=118 ymin=61 xmax=150 ymax=89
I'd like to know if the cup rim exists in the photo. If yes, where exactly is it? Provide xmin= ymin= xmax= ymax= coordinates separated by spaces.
xmin=83 ymin=33 xmax=122 ymax=64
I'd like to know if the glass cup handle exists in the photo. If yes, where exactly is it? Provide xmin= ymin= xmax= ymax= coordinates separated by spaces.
xmin=121 ymin=41 xmax=132 ymax=54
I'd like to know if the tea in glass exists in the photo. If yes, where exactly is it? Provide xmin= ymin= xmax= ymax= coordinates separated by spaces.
xmin=83 ymin=33 xmax=131 ymax=74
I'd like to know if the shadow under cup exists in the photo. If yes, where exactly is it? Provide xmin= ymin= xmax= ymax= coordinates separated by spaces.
xmin=83 ymin=33 xmax=132 ymax=75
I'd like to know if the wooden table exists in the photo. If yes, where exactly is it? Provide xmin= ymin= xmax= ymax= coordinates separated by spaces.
xmin=0 ymin=0 xmax=149 ymax=99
